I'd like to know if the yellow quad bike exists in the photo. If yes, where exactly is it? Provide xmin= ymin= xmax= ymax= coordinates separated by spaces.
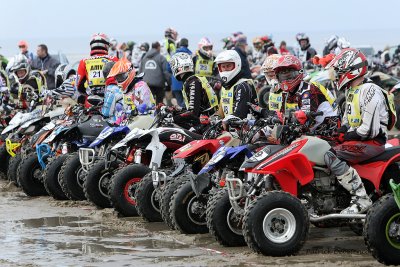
xmin=364 ymin=179 xmax=400 ymax=265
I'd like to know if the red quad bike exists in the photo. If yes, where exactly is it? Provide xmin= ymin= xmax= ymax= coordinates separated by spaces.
xmin=164 ymin=120 xmax=247 ymax=234
xmin=363 ymin=180 xmax=400 ymax=265
xmin=229 ymin=111 xmax=400 ymax=257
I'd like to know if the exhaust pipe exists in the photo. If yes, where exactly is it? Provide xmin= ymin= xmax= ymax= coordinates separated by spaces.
xmin=310 ymin=213 xmax=366 ymax=222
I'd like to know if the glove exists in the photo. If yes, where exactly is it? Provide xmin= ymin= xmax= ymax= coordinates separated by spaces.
xmin=248 ymin=102 xmax=264 ymax=114
xmin=337 ymin=133 xmax=345 ymax=143
xmin=337 ymin=125 xmax=349 ymax=134
xmin=312 ymin=56 xmax=320 ymax=65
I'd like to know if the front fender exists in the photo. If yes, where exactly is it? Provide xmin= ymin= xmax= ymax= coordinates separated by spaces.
xmin=89 ymin=126 xmax=130 ymax=148
xmin=249 ymin=153 xmax=314 ymax=196
xmin=173 ymin=139 xmax=222 ymax=159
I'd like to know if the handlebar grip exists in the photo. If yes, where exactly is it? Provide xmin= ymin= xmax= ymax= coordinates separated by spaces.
xmin=308 ymin=111 xmax=323 ymax=118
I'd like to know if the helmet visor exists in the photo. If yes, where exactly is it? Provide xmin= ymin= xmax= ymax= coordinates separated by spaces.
xmin=276 ymin=69 xmax=300 ymax=83
xmin=115 ymin=72 xmax=129 ymax=83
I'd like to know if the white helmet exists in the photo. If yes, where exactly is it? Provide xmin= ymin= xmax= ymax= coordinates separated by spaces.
xmin=198 ymin=37 xmax=213 ymax=58
xmin=215 ymin=50 xmax=241 ymax=84
xmin=170 ymin=52 xmax=194 ymax=80
xmin=337 ymin=37 xmax=350 ymax=49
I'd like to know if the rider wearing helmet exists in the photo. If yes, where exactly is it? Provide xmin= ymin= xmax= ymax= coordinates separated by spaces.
xmin=109 ymin=38 xmax=123 ymax=59
xmin=10 ymin=54 xmax=46 ymax=109
xmin=324 ymin=48 xmax=390 ymax=214
xmin=261 ymin=54 xmax=284 ymax=112
xmin=323 ymin=35 xmax=339 ymax=56
xmin=215 ymin=50 xmax=257 ymax=119
xmin=193 ymin=37 xmax=218 ymax=78
xmin=295 ymin=33 xmax=317 ymax=64
xmin=103 ymin=58 xmax=155 ymax=121
xmin=162 ymin=27 xmax=178 ymax=61
xmin=76 ymin=33 xmax=118 ymax=99
xmin=252 ymin=37 xmax=266 ymax=66
xmin=273 ymin=54 xmax=337 ymax=127
xmin=169 ymin=52 xmax=219 ymax=129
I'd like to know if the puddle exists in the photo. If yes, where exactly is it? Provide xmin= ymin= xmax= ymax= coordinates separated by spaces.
xmin=0 ymin=179 xmax=383 ymax=267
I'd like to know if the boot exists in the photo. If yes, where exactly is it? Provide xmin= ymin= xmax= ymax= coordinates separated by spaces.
xmin=337 ymin=167 xmax=373 ymax=214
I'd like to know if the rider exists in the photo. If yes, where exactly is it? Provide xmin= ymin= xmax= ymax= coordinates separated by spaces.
xmin=324 ymin=48 xmax=390 ymax=214
xmin=215 ymin=50 xmax=257 ymax=119
xmin=295 ymin=33 xmax=317 ymax=64
xmin=168 ymin=52 xmax=219 ymax=129
xmin=252 ymin=37 xmax=266 ymax=66
xmin=9 ymin=55 xmax=46 ymax=109
xmin=262 ymin=54 xmax=284 ymax=112
xmin=162 ymin=27 xmax=178 ymax=61
xmin=109 ymin=38 xmax=123 ymax=59
xmin=103 ymin=58 xmax=155 ymax=122
xmin=76 ymin=33 xmax=118 ymax=100
xmin=193 ymin=37 xmax=218 ymax=78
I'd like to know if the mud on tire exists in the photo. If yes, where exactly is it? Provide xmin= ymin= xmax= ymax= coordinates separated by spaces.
xmin=135 ymin=171 xmax=167 ymax=222
xmin=7 ymin=153 xmax=22 ymax=186
xmin=0 ymin=144 xmax=10 ymax=178
xmin=243 ymin=191 xmax=309 ymax=256
xmin=109 ymin=164 xmax=150 ymax=217
xmin=160 ymin=174 xmax=190 ymax=230
xmin=206 ymin=188 xmax=245 ymax=246
xmin=43 ymin=154 xmax=69 ymax=200
xmin=170 ymin=180 xmax=208 ymax=234
xmin=59 ymin=152 xmax=86 ymax=200
xmin=84 ymin=159 xmax=118 ymax=208
xmin=17 ymin=152 xmax=47 ymax=196
xmin=363 ymin=194 xmax=400 ymax=265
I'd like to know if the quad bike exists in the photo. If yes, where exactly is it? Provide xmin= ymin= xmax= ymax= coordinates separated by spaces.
xmin=80 ymin=107 xmax=189 ymax=210
xmin=227 ymin=111 xmax=400 ymax=256
xmin=135 ymin=115 xmax=225 ymax=223
xmin=165 ymin=119 xmax=256 ymax=234
xmin=204 ymin=117 xmax=279 ymax=246
xmin=364 ymin=180 xmax=400 ymax=265
xmin=79 ymin=113 xmax=155 ymax=207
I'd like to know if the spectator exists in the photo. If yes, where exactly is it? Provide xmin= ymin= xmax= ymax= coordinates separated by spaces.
xmin=279 ymin=41 xmax=290 ymax=55
xmin=139 ymin=41 xmax=171 ymax=104
xmin=17 ymin=40 xmax=34 ymax=63
xmin=31 ymin=44 xmax=60 ymax=89
xmin=234 ymin=34 xmax=252 ymax=79
xmin=169 ymin=38 xmax=192 ymax=108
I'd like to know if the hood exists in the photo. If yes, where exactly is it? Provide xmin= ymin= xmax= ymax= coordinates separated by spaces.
xmin=145 ymin=49 xmax=158 ymax=59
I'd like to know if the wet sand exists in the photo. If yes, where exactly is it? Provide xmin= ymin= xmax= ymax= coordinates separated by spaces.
xmin=0 ymin=179 xmax=382 ymax=267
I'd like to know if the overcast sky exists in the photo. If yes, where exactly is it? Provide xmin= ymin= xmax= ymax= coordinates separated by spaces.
xmin=1 ymin=0 xmax=400 ymax=56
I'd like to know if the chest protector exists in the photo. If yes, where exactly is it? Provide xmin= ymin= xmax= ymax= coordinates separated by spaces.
xmin=194 ymin=54 xmax=214 ymax=77
xmin=85 ymin=58 xmax=108 ymax=87
xmin=183 ymin=75 xmax=218 ymax=111
xmin=221 ymin=78 xmax=253 ymax=116
xmin=311 ymin=81 xmax=337 ymax=110
xmin=347 ymin=84 xmax=397 ymax=130
xmin=269 ymin=92 xmax=283 ymax=112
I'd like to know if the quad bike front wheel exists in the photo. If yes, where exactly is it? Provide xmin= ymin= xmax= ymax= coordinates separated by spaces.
xmin=364 ymin=193 xmax=400 ymax=265
xmin=243 ymin=191 xmax=309 ymax=256
xmin=109 ymin=164 xmax=151 ymax=217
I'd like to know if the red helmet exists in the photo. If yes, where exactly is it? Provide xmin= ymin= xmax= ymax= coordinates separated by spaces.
xmin=90 ymin=33 xmax=110 ymax=56
xmin=273 ymin=55 xmax=304 ymax=93
xmin=326 ymin=48 xmax=368 ymax=90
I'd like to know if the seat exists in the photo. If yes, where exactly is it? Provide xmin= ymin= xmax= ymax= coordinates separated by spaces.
xmin=183 ymin=129 xmax=203 ymax=140
xmin=359 ymin=146 xmax=400 ymax=164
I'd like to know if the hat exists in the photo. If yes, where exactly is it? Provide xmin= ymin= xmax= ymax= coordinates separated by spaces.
xmin=18 ymin=40 xmax=28 ymax=47
xmin=235 ymin=34 xmax=248 ymax=46
xmin=179 ymin=38 xmax=189 ymax=47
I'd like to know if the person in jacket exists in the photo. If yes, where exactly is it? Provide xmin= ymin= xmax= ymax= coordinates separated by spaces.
xmin=139 ymin=41 xmax=171 ymax=104
xmin=76 ymin=33 xmax=118 ymax=99
xmin=295 ymin=33 xmax=317 ymax=64
xmin=234 ymin=34 xmax=252 ymax=79
xmin=168 ymin=38 xmax=192 ymax=108
xmin=169 ymin=52 xmax=219 ymax=129
xmin=31 ymin=44 xmax=60 ymax=89
xmin=215 ymin=50 xmax=257 ymax=119
xmin=18 ymin=40 xmax=34 ymax=63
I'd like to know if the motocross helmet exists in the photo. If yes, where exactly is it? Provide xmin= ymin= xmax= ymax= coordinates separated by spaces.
xmin=90 ymin=33 xmax=110 ymax=56
xmin=10 ymin=54 xmax=31 ymax=83
xmin=262 ymin=54 xmax=281 ymax=86
xmin=169 ymin=52 xmax=194 ymax=81
xmin=273 ymin=55 xmax=304 ymax=93
xmin=107 ymin=58 xmax=136 ymax=92
xmin=198 ymin=37 xmax=213 ymax=59
xmin=215 ymin=50 xmax=241 ymax=85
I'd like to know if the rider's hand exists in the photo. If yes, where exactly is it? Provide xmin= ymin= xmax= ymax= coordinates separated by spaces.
xmin=248 ymin=102 xmax=263 ymax=114
xmin=337 ymin=125 xmax=348 ymax=134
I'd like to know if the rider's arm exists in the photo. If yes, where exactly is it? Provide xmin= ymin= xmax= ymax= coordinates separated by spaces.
xmin=233 ymin=82 xmax=255 ymax=119
xmin=173 ymin=77 xmax=202 ymax=125
xmin=76 ymin=60 xmax=87 ymax=95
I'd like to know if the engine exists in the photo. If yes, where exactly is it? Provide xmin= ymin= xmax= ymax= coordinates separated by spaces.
xmin=301 ymin=170 xmax=350 ymax=214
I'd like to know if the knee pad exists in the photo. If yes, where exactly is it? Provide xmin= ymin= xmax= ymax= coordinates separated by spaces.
xmin=324 ymin=150 xmax=349 ymax=176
